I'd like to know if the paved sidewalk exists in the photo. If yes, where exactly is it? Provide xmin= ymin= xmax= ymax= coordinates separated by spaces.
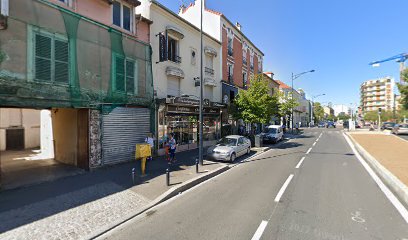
xmin=0 ymin=146 xmax=266 ymax=240
xmin=349 ymin=133 xmax=408 ymax=186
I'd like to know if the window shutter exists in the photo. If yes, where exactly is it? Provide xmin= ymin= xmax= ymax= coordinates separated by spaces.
xmin=126 ymin=60 xmax=135 ymax=94
xmin=115 ymin=56 xmax=125 ymax=92
xmin=159 ymin=33 xmax=167 ymax=62
xmin=35 ymin=34 xmax=52 ymax=81
xmin=54 ymin=39 xmax=69 ymax=83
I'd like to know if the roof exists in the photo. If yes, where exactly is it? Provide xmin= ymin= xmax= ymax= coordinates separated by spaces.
xmin=180 ymin=1 xmax=264 ymax=56
xmin=275 ymin=80 xmax=291 ymax=89
xmin=151 ymin=1 xmax=221 ymax=45
xmin=262 ymin=73 xmax=280 ymax=87
xmin=135 ymin=14 xmax=153 ymax=24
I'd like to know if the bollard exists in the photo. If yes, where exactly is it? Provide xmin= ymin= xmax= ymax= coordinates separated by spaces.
xmin=195 ymin=158 xmax=199 ymax=173
xmin=132 ymin=168 xmax=135 ymax=184
xmin=166 ymin=162 xmax=170 ymax=186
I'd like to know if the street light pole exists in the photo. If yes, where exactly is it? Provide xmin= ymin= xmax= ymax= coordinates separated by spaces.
xmin=198 ymin=0 xmax=204 ymax=166
xmin=311 ymin=93 xmax=325 ymax=126
xmin=290 ymin=70 xmax=315 ymax=133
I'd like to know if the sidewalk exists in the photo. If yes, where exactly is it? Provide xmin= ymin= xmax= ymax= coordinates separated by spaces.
xmin=0 ymin=146 xmax=266 ymax=240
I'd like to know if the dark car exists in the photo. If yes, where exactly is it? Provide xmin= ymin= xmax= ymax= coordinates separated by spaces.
xmin=381 ymin=122 xmax=396 ymax=130
xmin=318 ymin=122 xmax=326 ymax=128
xmin=343 ymin=121 xmax=349 ymax=129
xmin=326 ymin=121 xmax=336 ymax=128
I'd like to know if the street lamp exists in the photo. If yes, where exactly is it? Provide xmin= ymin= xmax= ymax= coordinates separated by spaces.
xmin=310 ymin=93 xmax=325 ymax=126
xmin=291 ymin=69 xmax=315 ymax=133
xmin=198 ymin=0 xmax=204 ymax=166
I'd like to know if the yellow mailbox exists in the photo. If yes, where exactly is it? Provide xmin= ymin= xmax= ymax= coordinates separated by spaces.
xmin=135 ymin=143 xmax=152 ymax=175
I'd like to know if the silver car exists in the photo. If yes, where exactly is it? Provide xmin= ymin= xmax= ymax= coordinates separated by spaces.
xmin=392 ymin=124 xmax=408 ymax=135
xmin=207 ymin=135 xmax=251 ymax=162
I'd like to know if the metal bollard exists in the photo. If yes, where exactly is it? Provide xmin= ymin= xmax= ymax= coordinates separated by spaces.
xmin=132 ymin=168 xmax=135 ymax=184
xmin=196 ymin=158 xmax=199 ymax=173
xmin=166 ymin=163 xmax=170 ymax=186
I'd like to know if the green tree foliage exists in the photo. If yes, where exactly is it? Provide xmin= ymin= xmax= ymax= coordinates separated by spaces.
xmin=313 ymin=102 xmax=325 ymax=123
xmin=326 ymin=114 xmax=336 ymax=121
xmin=277 ymin=91 xmax=299 ymax=120
xmin=233 ymin=75 xmax=280 ymax=124
xmin=397 ymin=69 xmax=408 ymax=110
xmin=337 ymin=112 xmax=350 ymax=121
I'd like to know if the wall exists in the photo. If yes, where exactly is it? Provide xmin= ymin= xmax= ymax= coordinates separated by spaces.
xmin=136 ymin=19 xmax=150 ymax=43
xmin=52 ymin=108 xmax=78 ymax=166
xmin=146 ymin=2 xmax=221 ymax=102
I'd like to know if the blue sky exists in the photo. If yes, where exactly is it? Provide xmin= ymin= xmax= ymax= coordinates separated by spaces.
xmin=158 ymin=0 xmax=407 ymax=106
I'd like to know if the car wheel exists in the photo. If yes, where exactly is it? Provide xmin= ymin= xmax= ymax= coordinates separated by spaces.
xmin=230 ymin=153 xmax=236 ymax=162
xmin=247 ymin=147 xmax=250 ymax=155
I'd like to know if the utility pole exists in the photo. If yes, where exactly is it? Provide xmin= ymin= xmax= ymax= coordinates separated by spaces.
xmin=198 ymin=0 xmax=204 ymax=166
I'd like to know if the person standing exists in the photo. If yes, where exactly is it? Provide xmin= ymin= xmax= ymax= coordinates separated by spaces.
xmin=145 ymin=133 xmax=154 ymax=161
xmin=168 ymin=133 xmax=177 ymax=163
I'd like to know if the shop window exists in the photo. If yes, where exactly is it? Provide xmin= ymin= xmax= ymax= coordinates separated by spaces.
xmin=112 ymin=1 xmax=133 ymax=32
xmin=33 ymin=32 xmax=69 ymax=84
xmin=114 ymin=55 xmax=137 ymax=94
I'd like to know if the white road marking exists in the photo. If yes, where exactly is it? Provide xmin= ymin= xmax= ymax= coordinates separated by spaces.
xmin=313 ymin=142 xmax=317 ymax=146
xmin=343 ymin=133 xmax=408 ymax=224
xmin=251 ymin=220 xmax=268 ymax=240
xmin=295 ymin=157 xmax=305 ymax=169
xmin=274 ymin=174 xmax=294 ymax=202
xmin=306 ymin=148 xmax=312 ymax=154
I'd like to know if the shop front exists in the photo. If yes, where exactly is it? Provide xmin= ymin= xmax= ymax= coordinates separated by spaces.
xmin=157 ymin=97 xmax=226 ymax=155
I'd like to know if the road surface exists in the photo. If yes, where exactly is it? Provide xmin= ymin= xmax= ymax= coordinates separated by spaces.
xmin=99 ymin=128 xmax=408 ymax=240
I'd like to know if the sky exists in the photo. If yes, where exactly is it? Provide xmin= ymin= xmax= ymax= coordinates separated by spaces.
xmin=157 ymin=0 xmax=407 ymax=107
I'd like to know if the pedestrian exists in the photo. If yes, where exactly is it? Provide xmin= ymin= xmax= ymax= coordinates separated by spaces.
xmin=168 ymin=133 xmax=177 ymax=163
xmin=295 ymin=122 xmax=299 ymax=134
xmin=145 ymin=133 xmax=154 ymax=161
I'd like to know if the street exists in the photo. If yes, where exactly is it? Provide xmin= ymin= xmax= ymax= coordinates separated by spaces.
xmin=396 ymin=134 xmax=408 ymax=142
xmin=98 ymin=128 xmax=408 ymax=240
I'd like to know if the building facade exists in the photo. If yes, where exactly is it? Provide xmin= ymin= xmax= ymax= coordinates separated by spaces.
xmin=137 ymin=0 xmax=225 ymax=155
xmin=178 ymin=0 xmax=264 ymax=134
xmin=332 ymin=104 xmax=350 ymax=116
xmin=360 ymin=77 xmax=395 ymax=113
xmin=0 ymin=0 xmax=154 ymax=188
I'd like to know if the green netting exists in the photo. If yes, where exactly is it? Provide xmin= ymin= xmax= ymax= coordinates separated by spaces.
xmin=0 ymin=0 xmax=154 ymax=110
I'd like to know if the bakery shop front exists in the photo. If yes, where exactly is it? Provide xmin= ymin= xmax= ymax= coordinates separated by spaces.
xmin=156 ymin=97 xmax=226 ymax=155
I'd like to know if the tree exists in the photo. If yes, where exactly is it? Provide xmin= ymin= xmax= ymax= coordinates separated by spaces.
xmin=337 ymin=112 xmax=350 ymax=121
xmin=326 ymin=114 xmax=336 ymax=121
xmin=233 ymin=75 xmax=280 ymax=126
xmin=363 ymin=111 xmax=378 ymax=122
xmin=277 ymin=91 xmax=299 ymax=126
xmin=313 ymin=102 xmax=324 ymax=123
xmin=397 ymin=68 xmax=408 ymax=110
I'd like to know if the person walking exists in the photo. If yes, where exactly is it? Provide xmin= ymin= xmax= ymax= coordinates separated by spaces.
xmin=145 ymin=133 xmax=154 ymax=161
xmin=168 ymin=133 xmax=177 ymax=163
xmin=295 ymin=122 xmax=299 ymax=134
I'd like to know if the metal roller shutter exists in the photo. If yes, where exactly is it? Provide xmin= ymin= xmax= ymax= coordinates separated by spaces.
xmin=102 ymin=107 xmax=150 ymax=165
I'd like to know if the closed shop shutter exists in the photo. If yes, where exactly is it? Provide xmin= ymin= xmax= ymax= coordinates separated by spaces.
xmin=167 ymin=77 xmax=180 ymax=97
xmin=102 ymin=107 xmax=150 ymax=165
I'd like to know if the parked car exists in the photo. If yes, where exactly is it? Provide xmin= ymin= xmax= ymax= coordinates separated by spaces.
xmin=343 ymin=121 xmax=349 ymax=129
xmin=207 ymin=135 xmax=251 ymax=162
xmin=326 ymin=121 xmax=336 ymax=128
xmin=392 ymin=124 xmax=408 ymax=135
xmin=381 ymin=122 xmax=396 ymax=130
xmin=260 ymin=125 xmax=283 ymax=143
xmin=318 ymin=122 xmax=326 ymax=128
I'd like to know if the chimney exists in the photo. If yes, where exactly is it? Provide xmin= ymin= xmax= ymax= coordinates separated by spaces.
xmin=236 ymin=22 xmax=242 ymax=31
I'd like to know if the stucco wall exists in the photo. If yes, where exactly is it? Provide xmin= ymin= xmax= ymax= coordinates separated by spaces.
xmin=146 ymin=2 xmax=221 ymax=102
xmin=52 ymin=108 xmax=78 ymax=166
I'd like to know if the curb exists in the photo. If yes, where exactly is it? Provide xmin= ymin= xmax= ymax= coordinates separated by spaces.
xmin=346 ymin=133 xmax=408 ymax=208
xmin=88 ymin=164 xmax=230 ymax=240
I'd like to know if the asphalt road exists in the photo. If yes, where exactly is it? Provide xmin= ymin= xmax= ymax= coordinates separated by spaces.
xmin=396 ymin=133 xmax=408 ymax=142
xmin=99 ymin=128 xmax=408 ymax=240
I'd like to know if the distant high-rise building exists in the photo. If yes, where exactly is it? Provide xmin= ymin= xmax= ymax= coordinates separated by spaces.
xmin=360 ymin=77 xmax=395 ymax=113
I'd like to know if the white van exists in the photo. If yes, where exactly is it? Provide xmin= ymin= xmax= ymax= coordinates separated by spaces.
xmin=261 ymin=125 xmax=283 ymax=143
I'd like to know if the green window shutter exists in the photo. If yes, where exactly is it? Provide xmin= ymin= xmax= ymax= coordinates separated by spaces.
xmin=115 ymin=56 xmax=125 ymax=92
xmin=35 ymin=34 xmax=52 ymax=82
xmin=126 ymin=60 xmax=135 ymax=94
xmin=54 ymin=39 xmax=69 ymax=83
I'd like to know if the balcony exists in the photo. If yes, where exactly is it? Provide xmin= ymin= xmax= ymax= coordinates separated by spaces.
xmin=228 ymin=47 xmax=233 ymax=57
xmin=205 ymin=67 xmax=215 ymax=76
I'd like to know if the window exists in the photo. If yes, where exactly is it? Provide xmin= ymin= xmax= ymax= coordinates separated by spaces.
xmin=34 ymin=32 xmax=69 ymax=84
xmin=191 ymin=49 xmax=196 ymax=65
xmin=58 ymin=0 xmax=72 ymax=6
xmin=112 ymin=1 xmax=133 ymax=32
xmin=114 ymin=55 xmax=137 ymax=94
xmin=243 ymin=72 xmax=247 ymax=89
xmin=227 ymin=37 xmax=233 ymax=56
xmin=167 ymin=36 xmax=180 ymax=63
xmin=228 ymin=64 xmax=234 ymax=83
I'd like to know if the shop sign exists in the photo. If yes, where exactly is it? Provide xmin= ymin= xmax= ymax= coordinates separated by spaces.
xmin=167 ymin=105 xmax=220 ymax=115
xmin=173 ymin=97 xmax=199 ymax=106
xmin=211 ymin=102 xmax=227 ymax=108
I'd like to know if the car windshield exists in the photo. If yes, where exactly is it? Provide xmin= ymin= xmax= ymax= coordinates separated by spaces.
xmin=217 ymin=137 xmax=237 ymax=146
xmin=263 ymin=128 xmax=277 ymax=134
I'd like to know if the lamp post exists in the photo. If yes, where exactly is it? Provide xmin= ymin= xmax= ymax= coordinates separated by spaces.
xmin=311 ymin=93 xmax=325 ymax=126
xmin=291 ymin=70 xmax=315 ymax=133
xmin=198 ymin=0 xmax=204 ymax=166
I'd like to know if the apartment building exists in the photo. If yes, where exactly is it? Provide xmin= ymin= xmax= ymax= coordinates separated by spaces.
xmin=360 ymin=77 xmax=395 ymax=113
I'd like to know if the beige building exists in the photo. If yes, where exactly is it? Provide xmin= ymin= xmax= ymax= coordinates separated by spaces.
xmin=360 ymin=77 xmax=395 ymax=112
